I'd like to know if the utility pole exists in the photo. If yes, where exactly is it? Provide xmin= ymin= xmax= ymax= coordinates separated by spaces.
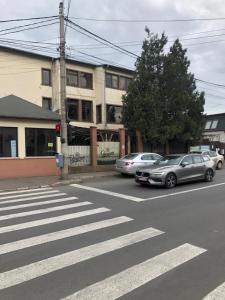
xmin=59 ymin=1 xmax=68 ymax=179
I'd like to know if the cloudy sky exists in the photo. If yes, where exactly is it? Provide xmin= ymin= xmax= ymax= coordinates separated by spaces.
xmin=1 ymin=0 xmax=225 ymax=114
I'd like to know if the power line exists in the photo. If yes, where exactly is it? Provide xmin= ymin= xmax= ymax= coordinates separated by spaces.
xmin=67 ymin=24 xmax=138 ymax=59
xmin=70 ymin=16 xmax=225 ymax=23
xmin=196 ymin=78 xmax=225 ymax=88
xmin=0 ymin=17 xmax=58 ymax=34
xmin=66 ymin=18 xmax=138 ymax=59
xmin=68 ymin=49 xmax=134 ymax=69
xmin=0 ymin=37 xmax=58 ymax=46
xmin=0 ymin=21 xmax=59 ymax=37
xmin=0 ymin=16 xmax=58 ymax=23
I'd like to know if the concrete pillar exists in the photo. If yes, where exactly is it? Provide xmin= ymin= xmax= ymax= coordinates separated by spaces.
xmin=127 ymin=135 xmax=131 ymax=154
xmin=136 ymin=129 xmax=143 ymax=152
xmin=90 ymin=126 xmax=97 ymax=168
xmin=119 ymin=128 xmax=125 ymax=158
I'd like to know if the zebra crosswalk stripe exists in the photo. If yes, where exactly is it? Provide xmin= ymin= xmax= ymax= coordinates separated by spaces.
xmin=0 ymin=190 xmax=59 ymax=200
xmin=0 ymin=193 xmax=75 ymax=205
xmin=0 ymin=227 xmax=164 ymax=290
xmin=0 ymin=207 xmax=110 ymax=234
xmin=0 ymin=196 xmax=78 ymax=211
xmin=202 ymin=282 xmax=225 ymax=299
xmin=0 ymin=187 xmax=52 ymax=196
xmin=0 ymin=216 xmax=132 ymax=255
xmin=0 ymin=202 xmax=92 ymax=221
xmin=62 ymin=243 xmax=206 ymax=300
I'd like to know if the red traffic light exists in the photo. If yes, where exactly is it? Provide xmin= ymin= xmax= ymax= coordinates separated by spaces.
xmin=55 ymin=123 xmax=61 ymax=137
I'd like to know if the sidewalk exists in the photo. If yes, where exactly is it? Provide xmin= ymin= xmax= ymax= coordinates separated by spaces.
xmin=0 ymin=171 xmax=118 ymax=192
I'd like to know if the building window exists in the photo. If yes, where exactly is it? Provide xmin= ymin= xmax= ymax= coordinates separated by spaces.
xmin=68 ymin=125 xmax=90 ymax=146
xmin=66 ymin=69 xmax=93 ymax=89
xmin=211 ymin=120 xmax=218 ymax=129
xmin=112 ymin=75 xmax=119 ymax=89
xmin=41 ymin=68 xmax=51 ymax=86
xmin=106 ymin=105 xmax=122 ymax=124
xmin=205 ymin=119 xmax=219 ymax=130
xmin=82 ymin=100 xmax=92 ymax=122
xmin=66 ymin=69 xmax=78 ymax=87
xmin=67 ymin=99 xmax=79 ymax=121
xmin=66 ymin=99 xmax=93 ymax=122
xmin=42 ymin=97 xmax=52 ymax=110
xmin=80 ymin=72 xmax=93 ymax=89
xmin=105 ymin=73 xmax=132 ymax=90
xmin=0 ymin=127 xmax=18 ymax=157
xmin=25 ymin=128 xmax=56 ymax=157
xmin=96 ymin=105 xmax=102 ymax=123
xmin=106 ymin=73 xmax=112 ymax=87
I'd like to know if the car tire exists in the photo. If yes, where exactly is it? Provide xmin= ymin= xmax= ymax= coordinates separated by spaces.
xmin=205 ymin=169 xmax=214 ymax=182
xmin=165 ymin=173 xmax=177 ymax=188
xmin=217 ymin=161 xmax=223 ymax=170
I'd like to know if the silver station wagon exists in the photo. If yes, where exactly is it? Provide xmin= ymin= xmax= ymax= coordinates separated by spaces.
xmin=135 ymin=154 xmax=216 ymax=188
xmin=115 ymin=152 xmax=162 ymax=175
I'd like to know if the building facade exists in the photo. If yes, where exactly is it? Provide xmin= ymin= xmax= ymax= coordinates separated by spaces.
xmin=202 ymin=113 xmax=225 ymax=155
xmin=0 ymin=46 xmax=134 ymax=178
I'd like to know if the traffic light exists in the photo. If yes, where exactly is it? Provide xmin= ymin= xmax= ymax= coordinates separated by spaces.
xmin=55 ymin=123 xmax=61 ymax=137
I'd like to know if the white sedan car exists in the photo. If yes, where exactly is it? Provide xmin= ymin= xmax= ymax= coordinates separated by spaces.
xmin=115 ymin=152 xmax=162 ymax=175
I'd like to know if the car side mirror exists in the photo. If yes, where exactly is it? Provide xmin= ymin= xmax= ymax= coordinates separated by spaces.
xmin=181 ymin=162 xmax=189 ymax=167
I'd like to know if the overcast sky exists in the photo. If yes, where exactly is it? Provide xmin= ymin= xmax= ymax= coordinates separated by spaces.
xmin=1 ymin=0 xmax=225 ymax=114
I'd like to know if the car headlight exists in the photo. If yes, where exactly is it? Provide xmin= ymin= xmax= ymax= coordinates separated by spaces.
xmin=151 ymin=172 xmax=165 ymax=176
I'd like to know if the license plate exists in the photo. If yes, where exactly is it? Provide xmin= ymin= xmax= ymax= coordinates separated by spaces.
xmin=138 ymin=176 xmax=148 ymax=181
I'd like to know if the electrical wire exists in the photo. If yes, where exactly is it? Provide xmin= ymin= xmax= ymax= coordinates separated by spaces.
xmin=196 ymin=78 xmax=225 ymax=88
xmin=70 ymin=16 xmax=225 ymax=23
xmin=0 ymin=17 xmax=58 ymax=34
xmin=66 ymin=18 xmax=138 ymax=59
xmin=0 ymin=16 xmax=58 ymax=23
xmin=0 ymin=21 xmax=59 ymax=37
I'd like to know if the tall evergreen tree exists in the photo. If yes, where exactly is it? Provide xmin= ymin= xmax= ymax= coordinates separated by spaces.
xmin=122 ymin=28 xmax=167 ymax=142
xmin=122 ymin=31 xmax=205 ymax=153
xmin=161 ymin=39 xmax=205 ymax=152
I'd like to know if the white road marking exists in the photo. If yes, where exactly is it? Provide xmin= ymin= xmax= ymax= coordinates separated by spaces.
xmin=0 ymin=227 xmax=164 ymax=290
xmin=71 ymin=182 xmax=225 ymax=202
xmin=71 ymin=184 xmax=143 ymax=202
xmin=0 ymin=187 xmax=52 ymax=196
xmin=0 ymin=216 xmax=132 ymax=255
xmin=63 ymin=243 xmax=206 ymax=300
xmin=202 ymin=282 xmax=225 ymax=299
xmin=0 ymin=193 xmax=70 ymax=205
xmin=0 ymin=197 xmax=78 ymax=211
xmin=0 ymin=202 xmax=92 ymax=221
xmin=0 ymin=207 xmax=110 ymax=234
xmin=0 ymin=190 xmax=59 ymax=200
xmin=144 ymin=182 xmax=225 ymax=201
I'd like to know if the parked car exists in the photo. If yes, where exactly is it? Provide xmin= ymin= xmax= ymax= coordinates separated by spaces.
xmin=190 ymin=150 xmax=224 ymax=170
xmin=115 ymin=152 xmax=162 ymax=175
xmin=135 ymin=153 xmax=215 ymax=188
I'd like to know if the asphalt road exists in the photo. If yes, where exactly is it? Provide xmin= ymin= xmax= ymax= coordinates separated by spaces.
xmin=1 ymin=169 xmax=225 ymax=299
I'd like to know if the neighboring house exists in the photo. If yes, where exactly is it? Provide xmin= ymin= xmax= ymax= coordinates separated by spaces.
xmin=202 ymin=113 xmax=225 ymax=155
xmin=0 ymin=46 xmax=134 ymax=177
xmin=0 ymin=95 xmax=60 ymax=178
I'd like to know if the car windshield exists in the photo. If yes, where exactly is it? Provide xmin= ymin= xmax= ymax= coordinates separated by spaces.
xmin=122 ymin=153 xmax=138 ymax=160
xmin=155 ymin=155 xmax=183 ymax=166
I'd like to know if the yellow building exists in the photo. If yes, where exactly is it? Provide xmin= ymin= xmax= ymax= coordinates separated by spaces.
xmin=0 ymin=46 xmax=134 ymax=178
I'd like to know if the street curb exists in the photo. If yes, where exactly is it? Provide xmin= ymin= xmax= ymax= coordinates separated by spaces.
xmin=0 ymin=178 xmax=83 ymax=193
xmin=0 ymin=172 xmax=118 ymax=192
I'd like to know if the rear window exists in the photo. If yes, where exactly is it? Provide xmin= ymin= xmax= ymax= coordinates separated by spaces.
xmin=123 ymin=153 xmax=138 ymax=160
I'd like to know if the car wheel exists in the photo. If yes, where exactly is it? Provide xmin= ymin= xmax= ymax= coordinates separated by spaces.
xmin=217 ymin=161 xmax=222 ymax=170
xmin=205 ymin=169 xmax=214 ymax=182
xmin=165 ymin=173 xmax=177 ymax=188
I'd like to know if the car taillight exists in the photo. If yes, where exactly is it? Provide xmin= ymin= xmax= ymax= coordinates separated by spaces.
xmin=125 ymin=161 xmax=134 ymax=166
